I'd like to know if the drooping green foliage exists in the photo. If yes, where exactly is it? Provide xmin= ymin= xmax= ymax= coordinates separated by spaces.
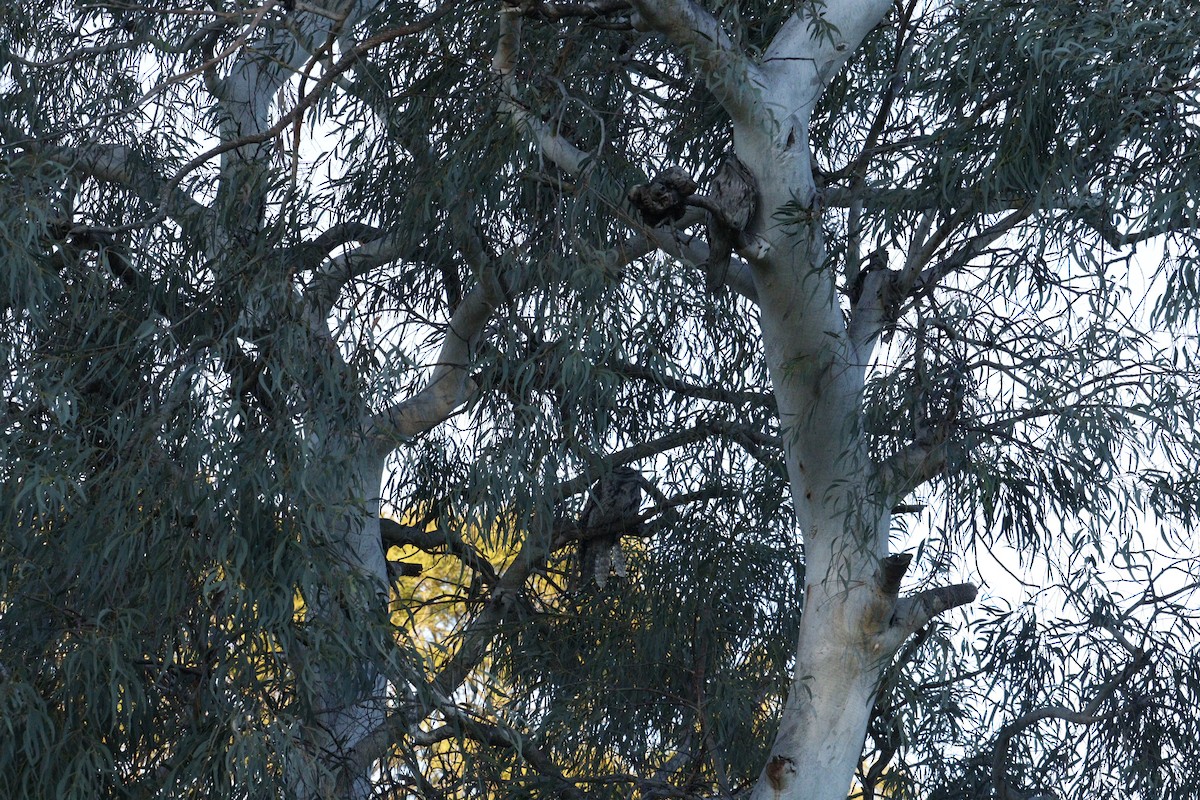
xmin=1 ymin=0 xmax=1199 ymax=798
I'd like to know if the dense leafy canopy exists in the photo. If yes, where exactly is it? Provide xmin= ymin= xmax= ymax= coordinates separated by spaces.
xmin=1 ymin=0 xmax=1199 ymax=798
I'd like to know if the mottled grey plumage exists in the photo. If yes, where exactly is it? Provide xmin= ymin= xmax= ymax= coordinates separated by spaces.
xmin=704 ymin=153 xmax=757 ymax=294
xmin=627 ymin=167 xmax=698 ymax=227
xmin=577 ymin=466 xmax=645 ymax=589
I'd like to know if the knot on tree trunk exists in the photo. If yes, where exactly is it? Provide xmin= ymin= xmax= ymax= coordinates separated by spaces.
xmin=765 ymin=754 xmax=797 ymax=792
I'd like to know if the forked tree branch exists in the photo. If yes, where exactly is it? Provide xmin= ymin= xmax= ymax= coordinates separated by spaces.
xmin=847 ymin=202 xmax=1035 ymax=350
xmin=910 ymin=202 xmax=1036 ymax=301
xmin=628 ymin=0 xmax=764 ymax=129
xmin=865 ymin=553 xmax=977 ymax=652
xmin=369 ymin=278 xmax=499 ymax=444
xmin=990 ymin=643 xmax=1150 ymax=800
xmin=494 ymin=11 xmax=592 ymax=176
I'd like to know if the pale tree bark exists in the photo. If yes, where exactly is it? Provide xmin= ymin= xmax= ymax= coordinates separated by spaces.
xmin=8 ymin=0 xmax=1200 ymax=796
xmin=200 ymin=1 xmax=978 ymax=795
xmin=198 ymin=4 xmax=504 ymax=797
xmin=614 ymin=2 xmax=979 ymax=798
xmin=188 ymin=0 xmax=980 ymax=794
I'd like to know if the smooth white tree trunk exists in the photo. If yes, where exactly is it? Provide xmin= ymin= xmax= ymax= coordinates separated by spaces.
xmin=624 ymin=3 xmax=977 ymax=798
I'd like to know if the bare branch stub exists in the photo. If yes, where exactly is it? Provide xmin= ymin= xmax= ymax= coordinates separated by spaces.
xmin=877 ymin=553 xmax=913 ymax=598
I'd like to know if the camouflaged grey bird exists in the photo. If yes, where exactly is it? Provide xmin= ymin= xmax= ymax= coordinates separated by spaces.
xmin=704 ymin=153 xmax=757 ymax=295
xmin=577 ymin=466 xmax=645 ymax=589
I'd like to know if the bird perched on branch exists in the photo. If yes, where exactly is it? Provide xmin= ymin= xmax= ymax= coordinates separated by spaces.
xmin=701 ymin=152 xmax=757 ymax=295
xmin=576 ymin=466 xmax=646 ymax=589
xmin=627 ymin=167 xmax=697 ymax=227
xmin=626 ymin=155 xmax=758 ymax=295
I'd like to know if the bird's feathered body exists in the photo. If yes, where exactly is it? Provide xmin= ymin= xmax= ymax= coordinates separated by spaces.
xmin=704 ymin=153 xmax=757 ymax=294
xmin=577 ymin=466 xmax=645 ymax=589
xmin=627 ymin=167 xmax=697 ymax=227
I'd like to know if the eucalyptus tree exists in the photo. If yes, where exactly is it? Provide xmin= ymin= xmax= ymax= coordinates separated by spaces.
xmin=2 ymin=0 xmax=1200 ymax=799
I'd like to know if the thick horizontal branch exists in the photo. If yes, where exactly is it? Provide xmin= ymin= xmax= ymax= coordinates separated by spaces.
xmin=301 ymin=222 xmax=385 ymax=265
xmin=870 ymin=577 xmax=977 ymax=657
xmin=823 ymin=186 xmax=1039 ymax=213
xmin=305 ymin=232 xmax=421 ymax=317
xmin=824 ymin=185 xmax=1087 ymax=214
xmin=595 ymin=208 xmax=705 ymax=278
xmin=594 ymin=209 xmax=757 ymax=301
xmin=874 ymin=441 xmax=948 ymax=504
xmin=552 ymin=419 xmax=779 ymax=500
xmin=865 ymin=552 xmax=973 ymax=651
xmin=640 ymin=223 xmax=759 ymax=302
xmin=508 ymin=0 xmax=632 ymax=21
xmin=551 ymin=485 xmax=737 ymax=548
